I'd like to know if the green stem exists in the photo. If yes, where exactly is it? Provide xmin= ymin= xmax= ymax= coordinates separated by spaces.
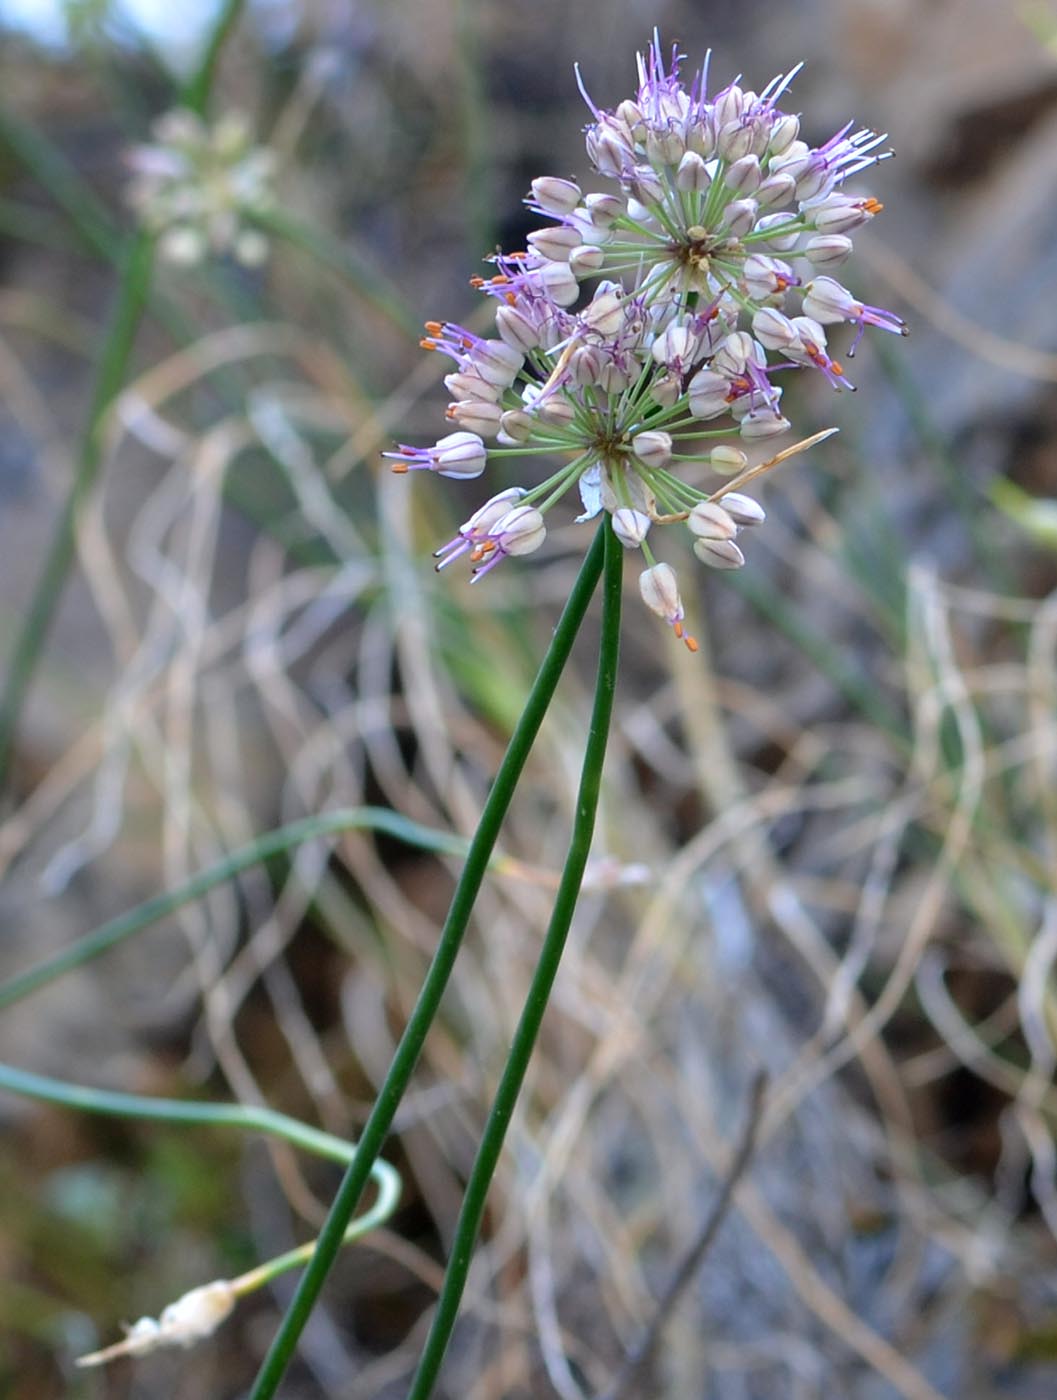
xmin=0 ymin=1062 xmax=401 ymax=1274
xmin=0 ymin=807 xmax=473 ymax=1013
xmin=0 ymin=1062 xmax=362 ymax=1163
xmin=0 ymin=104 xmax=116 ymax=258
xmin=405 ymin=515 xmax=623 ymax=1399
xmin=180 ymin=0 xmax=246 ymax=116
xmin=0 ymin=230 xmax=154 ymax=791
xmin=247 ymin=522 xmax=608 ymax=1400
xmin=0 ymin=0 xmax=246 ymax=794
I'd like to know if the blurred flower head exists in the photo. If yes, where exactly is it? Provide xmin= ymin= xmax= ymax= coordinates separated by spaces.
xmin=127 ymin=109 xmax=275 ymax=267
xmin=388 ymin=33 xmax=906 ymax=645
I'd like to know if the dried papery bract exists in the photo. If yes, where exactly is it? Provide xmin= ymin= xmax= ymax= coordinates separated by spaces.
xmin=76 ymin=1281 xmax=236 ymax=1367
xmin=387 ymin=31 xmax=905 ymax=641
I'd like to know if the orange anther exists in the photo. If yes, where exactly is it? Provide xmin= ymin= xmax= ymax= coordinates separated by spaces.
xmin=831 ymin=359 xmax=844 ymax=375
xmin=424 ymin=320 xmax=443 ymax=334
xmin=420 ymin=338 xmax=437 ymax=350
xmin=863 ymin=198 xmax=883 ymax=214
xmin=390 ymin=463 xmax=409 ymax=474
xmin=505 ymin=292 xmax=517 ymax=305
xmin=684 ymin=634 xmax=699 ymax=653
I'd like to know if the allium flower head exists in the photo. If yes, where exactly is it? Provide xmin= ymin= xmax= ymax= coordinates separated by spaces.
xmin=127 ymin=109 xmax=275 ymax=266
xmin=388 ymin=33 xmax=906 ymax=646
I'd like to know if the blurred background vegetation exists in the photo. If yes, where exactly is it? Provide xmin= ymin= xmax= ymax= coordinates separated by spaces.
xmin=2 ymin=1 xmax=1057 ymax=1397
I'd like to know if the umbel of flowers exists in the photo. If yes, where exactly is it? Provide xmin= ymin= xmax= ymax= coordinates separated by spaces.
xmin=387 ymin=35 xmax=905 ymax=648
xmin=127 ymin=110 xmax=275 ymax=266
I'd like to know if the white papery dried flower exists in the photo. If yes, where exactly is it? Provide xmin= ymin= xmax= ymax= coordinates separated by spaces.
xmin=76 ymin=1280 xmax=236 ymax=1368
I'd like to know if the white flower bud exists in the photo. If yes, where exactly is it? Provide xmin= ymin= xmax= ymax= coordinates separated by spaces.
xmin=234 ymin=229 xmax=269 ymax=266
xmin=530 ymin=177 xmax=581 ymax=215
xmin=646 ymin=126 xmax=686 ymax=166
xmin=158 ymin=225 xmax=206 ymax=264
xmin=688 ymin=368 xmax=732 ymax=419
xmin=693 ymin=536 xmax=746 ymax=569
xmin=716 ymin=120 xmax=754 ymax=162
xmin=499 ymin=409 xmax=534 ymax=442
xmin=597 ymin=360 xmax=631 ymax=393
xmin=650 ymin=372 xmax=682 ymax=408
xmin=809 ymin=194 xmax=880 ymax=235
xmin=569 ymin=345 xmax=603 ymax=385
xmin=611 ymin=507 xmax=651 ymax=548
xmin=675 ymin=151 xmax=711 ymax=193
xmin=725 ymin=154 xmax=762 ymax=194
xmin=570 ymin=244 xmax=606 ymax=277
xmin=719 ymin=491 xmax=766 ymax=526
xmin=537 ymin=395 xmax=576 ymax=427
xmin=688 ymin=501 xmax=738 ymax=541
xmin=639 ymin=562 xmax=684 ymax=623
xmin=444 ymin=370 xmax=502 ymax=403
xmin=628 ymin=163 xmax=665 ymax=206
xmin=768 ymin=113 xmax=800 ymax=156
xmin=739 ymin=409 xmax=791 ymax=440
xmin=447 ymin=401 xmax=503 ymax=438
xmin=459 ymin=488 xmax=527 ymax=536
xmin=494 ymin=505 xmax=546 ymax=555
xmin=710 ymin=444 xmax=748 ymax=476
xmin=213 ymin=112 xmax=252 ymax=159
xmin=715 ymin=84 xmax=745 ymax=128
xmin=712 ymin=331 xmax=759 ymax=377
xmin=722 ymin=199 xmax=758 ymax=238
xmin=536 ymin=259 xmax=579 ymax=307
xmin=495 ymin=304 xmax=541 ymax=353
xmin=631 ymin=430 xmax=673 ymax=469
xmin=588 ymin=120 xmax=634 ymax=177
xmin=742 ymin=254 xmax=796 ymax=302
xmin=789 ymin=315 xmax=830 ymax=353
xmin=752 ymin=306 xmax=799 ymax=351
xmin=471 ymin=339 xmax=524 ymax=386
xmin=527 ymin=225 xmax=581 ymax=262
xmin=755 ymin=172 xmax=796 ymax=209
xmin=625 ymin=196 xmax=658 ymax=228
xmin=651 ymin=324 xmax=698 ymax=368
xmin=153 ymin=108 xmax=206 ymax=148
xmin=751 ymin=213 xmax=801 ymax=252
xmin=795 ymin=164 xmax=832 ymax=204
xmin=687 ymin=114 xmax=716 ymax=158
xmin=803 ymin=234 xmax=853 ymax=268
xmin=800 ymin=275 xmax=858 ymax=324
xmin=584 ymin=192 xmax=626 ymax=227
xmin=769 ymin=143 xmax=811 ymax=180
xmin=615 ymin=100 xmax=646 ymax=140
xmin=432 ymin=431 xmax=488 ymax=477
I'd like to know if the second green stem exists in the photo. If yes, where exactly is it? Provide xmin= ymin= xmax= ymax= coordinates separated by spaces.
xmin=406 ymin=516 xmax=623 ymax=1399
xmin=248 ymin=521 xmax=609 ymax=1400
